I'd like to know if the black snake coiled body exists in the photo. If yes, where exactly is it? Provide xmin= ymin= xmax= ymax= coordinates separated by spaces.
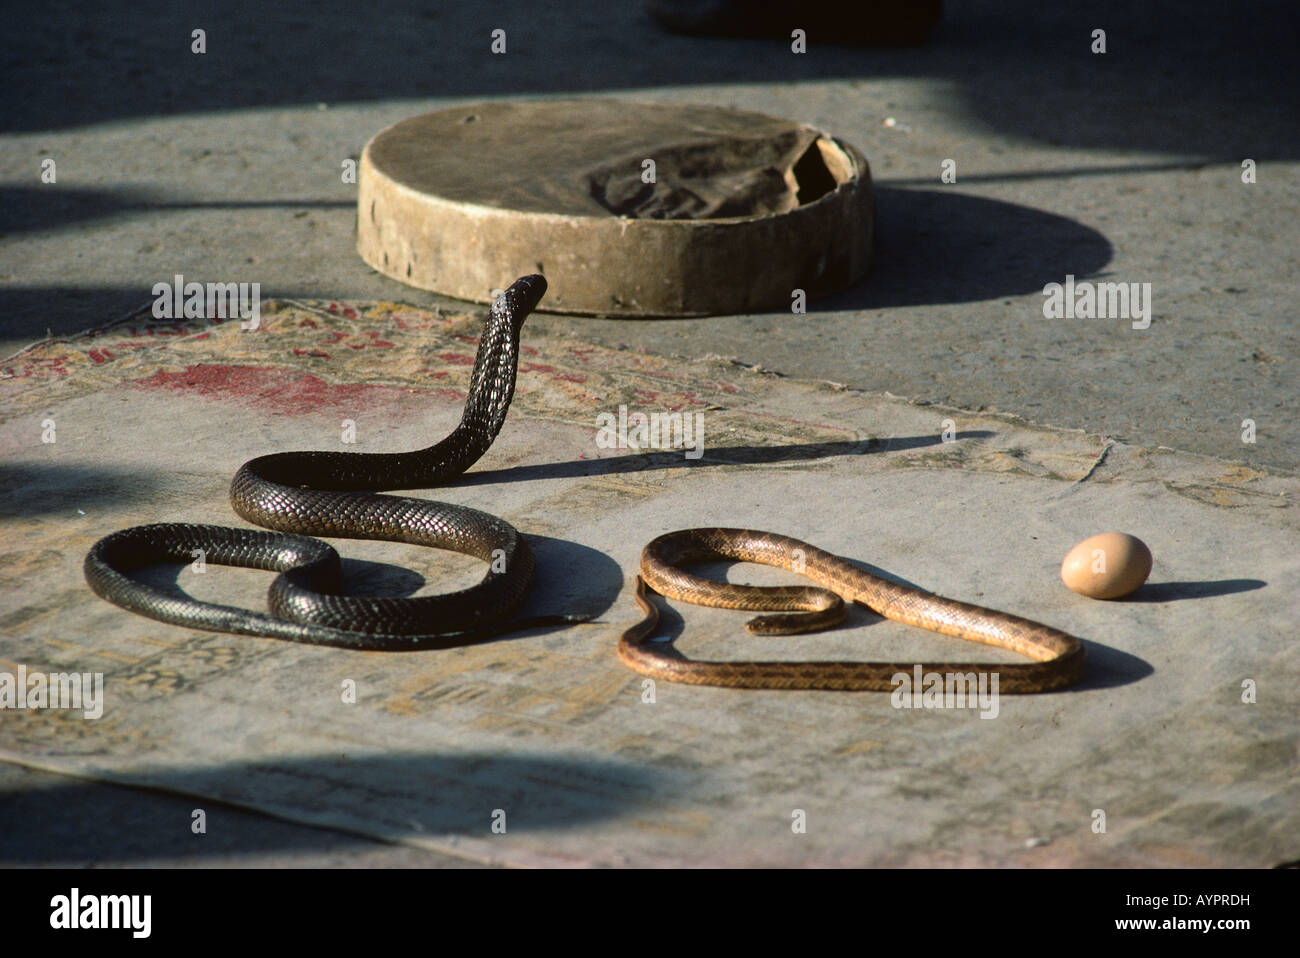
xmin=85 ymin=275 xmax=560 ymax=650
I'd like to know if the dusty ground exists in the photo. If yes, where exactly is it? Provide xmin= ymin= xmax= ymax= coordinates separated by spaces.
xmin=1 ymin=1 xmax=1296 ymax=866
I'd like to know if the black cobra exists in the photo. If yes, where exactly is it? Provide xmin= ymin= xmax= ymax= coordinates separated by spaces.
xmin=84 ymin=275 xmax=576 ymax=650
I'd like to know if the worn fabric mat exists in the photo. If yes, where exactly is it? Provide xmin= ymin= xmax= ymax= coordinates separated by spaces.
xmin=1 ymin=300 xmax=1296 ymax=866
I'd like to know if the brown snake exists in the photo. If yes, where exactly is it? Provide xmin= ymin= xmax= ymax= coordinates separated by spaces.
xmin=619 ymin=528 xmax=1086 ymax=692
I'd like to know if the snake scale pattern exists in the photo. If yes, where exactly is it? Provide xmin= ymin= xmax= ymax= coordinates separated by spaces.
xmin=84 ymin=275 xmax=565 ymax=650
xmin=619 ymin=528 xmax=1086 ymax=692
xmin=84 ymin=272 xmax=1087 ymax=691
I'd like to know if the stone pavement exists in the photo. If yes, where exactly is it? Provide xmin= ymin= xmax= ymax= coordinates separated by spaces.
xmin=1 ymin=1 xmax=1295 ymax=865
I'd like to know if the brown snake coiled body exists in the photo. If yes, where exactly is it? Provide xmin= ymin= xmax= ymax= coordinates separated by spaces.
xmin=620 ymin=528 xmax=1086 ymax=692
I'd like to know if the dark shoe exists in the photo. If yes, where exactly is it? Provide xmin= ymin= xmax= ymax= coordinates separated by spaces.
xmin=644 ymin=0 xmax=942 ymax=46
